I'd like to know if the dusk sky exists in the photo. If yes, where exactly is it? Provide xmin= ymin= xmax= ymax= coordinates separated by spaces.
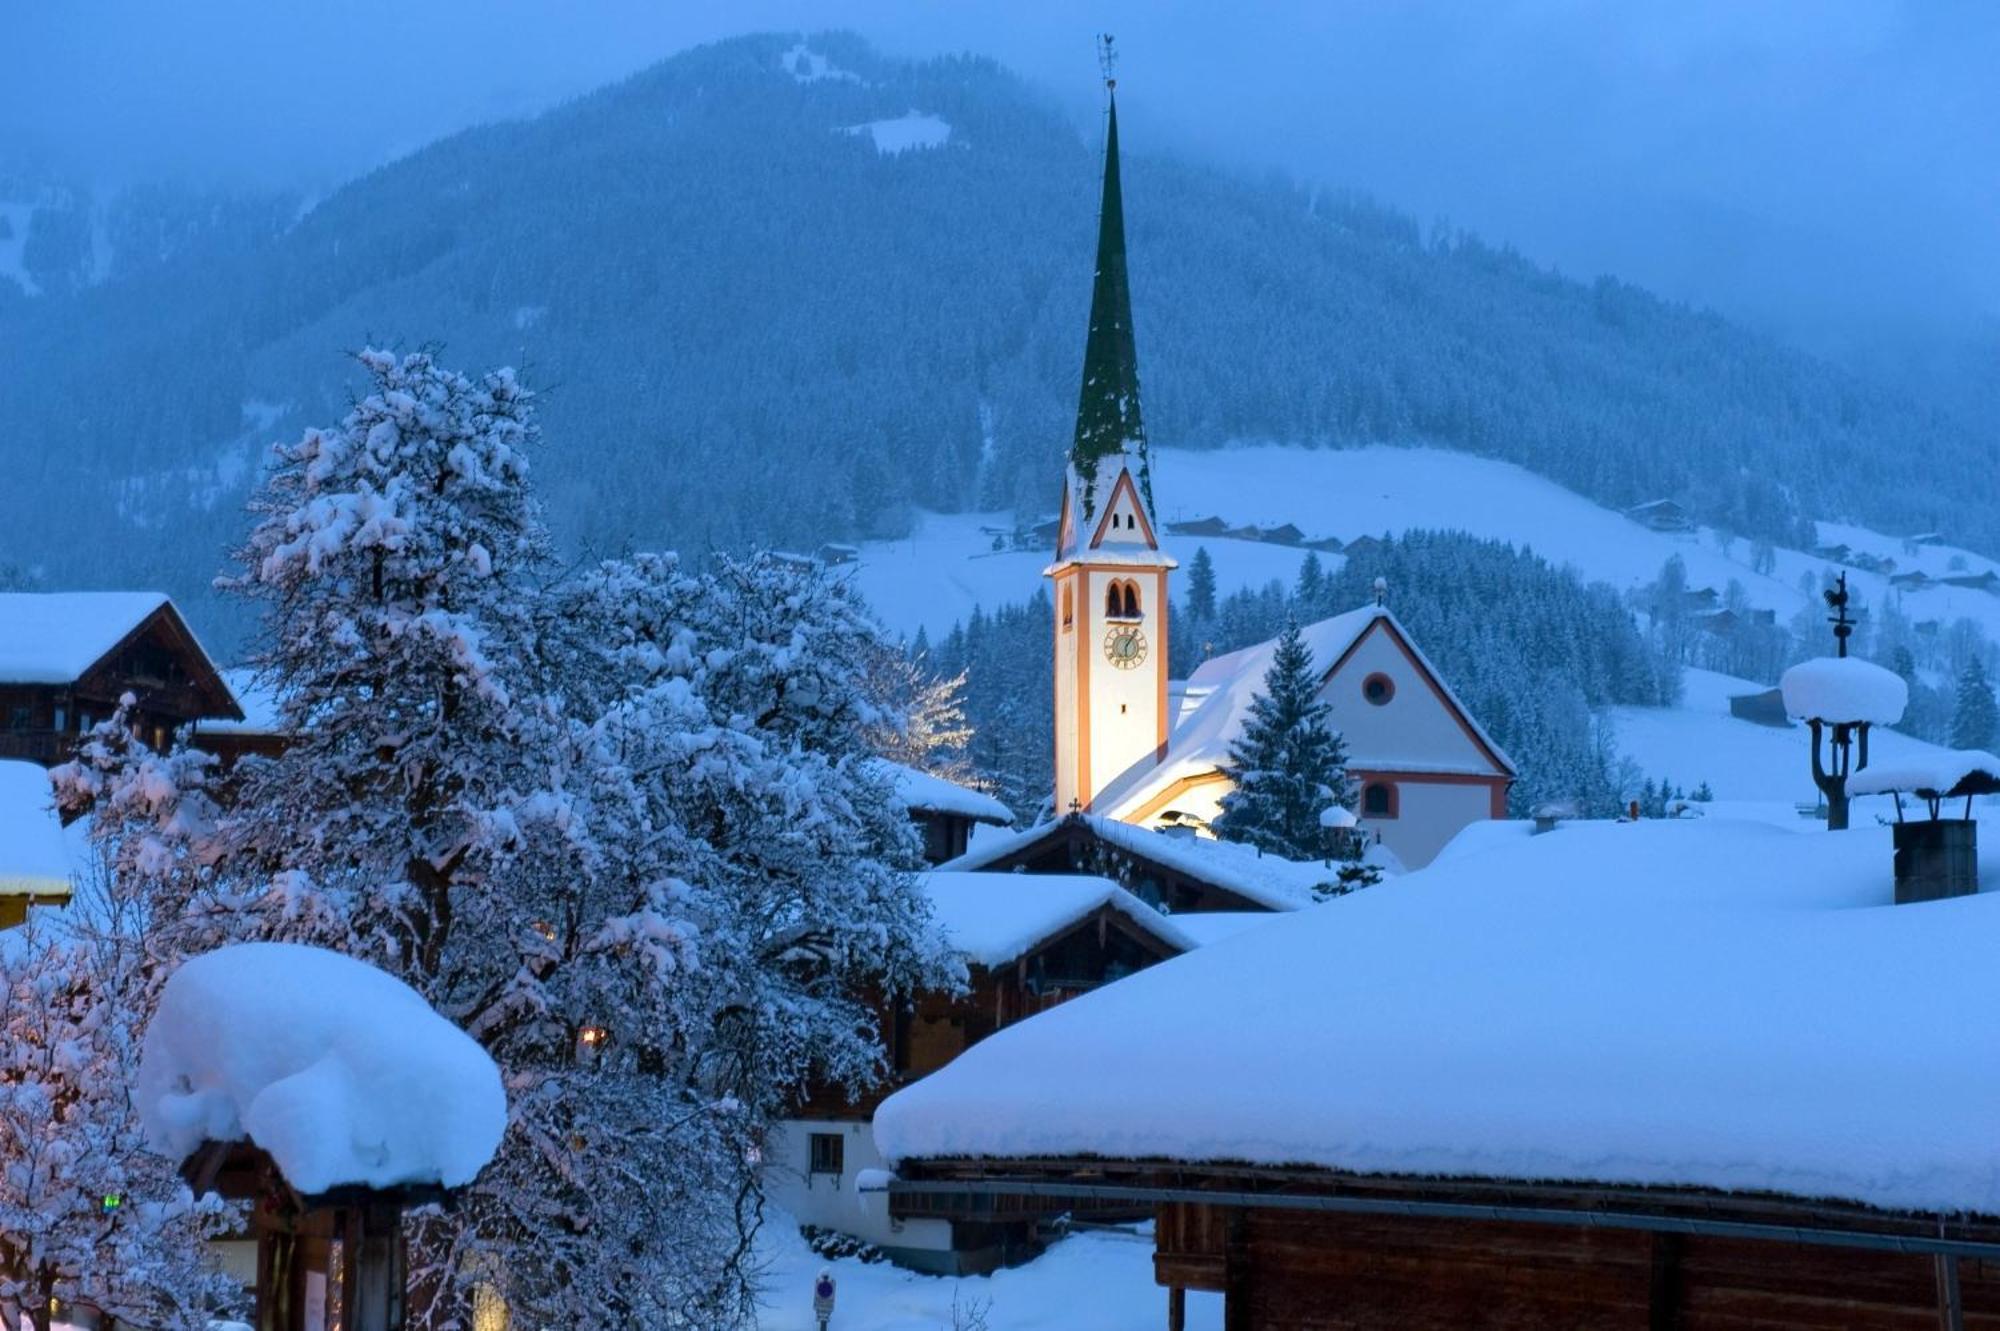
xmin=10 ymin=1 xmax=1998 ymax=349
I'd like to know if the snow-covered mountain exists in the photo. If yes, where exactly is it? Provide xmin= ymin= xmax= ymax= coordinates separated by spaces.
xmin=1 ymin=31 xmax=1993 ymax=641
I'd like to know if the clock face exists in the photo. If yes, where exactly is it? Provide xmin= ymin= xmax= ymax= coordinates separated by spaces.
xmin=1103 ymin=625 xmax=1148 ymax=669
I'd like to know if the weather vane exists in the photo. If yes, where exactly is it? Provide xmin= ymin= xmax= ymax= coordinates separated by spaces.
xmin=1824 ymin=570 xmax=1853 ymax=658
xmin=1098 ymin=33 xmax=1117 ymax=91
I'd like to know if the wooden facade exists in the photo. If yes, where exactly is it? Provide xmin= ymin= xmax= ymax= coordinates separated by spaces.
xmin=892 ymin=1160 xmax=2000 ymax=1330
xmin=795 ymin=901 xmax=1185 ymax=1122
xmin=0 ymin=600 xmax=239 ymax=767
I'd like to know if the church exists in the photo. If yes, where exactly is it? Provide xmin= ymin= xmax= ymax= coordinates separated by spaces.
xmin=1043 ymin=91 xmax=1512 ymax=870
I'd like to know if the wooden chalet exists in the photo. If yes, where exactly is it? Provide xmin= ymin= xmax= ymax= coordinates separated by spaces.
xmin=0 ymin=592 xmax=239 ymax=766
xmin=1627 ymin=498 xmax=1695 ymax=532
xmin=892 ymin=1159 xmax=2000 ymax=1329
xmin=874 ymin=759 xmax=1014 ymax=865
xmin=939 ymin=812 xmax=1333 ymax=914
xmin=874 ymin=820 xmax=2000 ymax=1326
xmin=772 ymin=871 xmax=1194 ymax=1273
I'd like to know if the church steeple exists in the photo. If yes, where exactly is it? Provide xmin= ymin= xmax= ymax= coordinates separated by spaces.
xmin=1070 ymin=88 xmax=1149 ymax=519
xmin=1047 ymin=42 xmax=1174 ymax=820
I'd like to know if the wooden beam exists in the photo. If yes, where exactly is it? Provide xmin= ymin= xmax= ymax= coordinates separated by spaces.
xmin=1649 ymin=1231 xmax=1679 ymax=1331
xmin=1935 ymin=1253 xmax=1964 ymax=1331
xmin=1166 ymin=1285 xmax=1185 ymax=1331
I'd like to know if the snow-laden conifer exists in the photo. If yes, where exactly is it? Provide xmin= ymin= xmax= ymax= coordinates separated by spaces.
xmin=1213 ymin=619 xmax=1354 ymax=860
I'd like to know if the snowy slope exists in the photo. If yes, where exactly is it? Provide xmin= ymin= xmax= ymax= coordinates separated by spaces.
xmin=1608 ymin=666 xmax=1959 ymax=809
xmin=852 ymin=443 xmax=2000 ymax=646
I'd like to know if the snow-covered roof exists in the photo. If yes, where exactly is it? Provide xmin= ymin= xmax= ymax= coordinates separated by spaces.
xmin=0 ymin=760 xmax=70 ymax=901
xmin=1163 ymin=911 xmax=1287 ymax=948
xmin=137 ymin=942 xmax=505 ymax=1195
xmin=942 ymin=814 xmax=1336 ymax=911
xmin=877 ymin=818 xmax=2000 ymax=1216
xmin=194 ymin=668 xmax=287 ymax=737
xmin=1096 ymin=605 xmax=1514 ymax=820
xmin=872 ymin=760 xmax=1011 ymax=826
xmin=921 ymin=871 xmax=1192 ymax=968
xmin=1779 ymin=656 xmax=1908 ymax=725
xmin=1848 ymin=750 xmax=2000 ymax=799
xmin=0 ymin=591 xmax=172 ymax=684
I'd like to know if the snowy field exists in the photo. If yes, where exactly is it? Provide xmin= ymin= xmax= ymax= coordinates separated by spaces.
xmin=755 ymin=1215 xmax=1220 ymax=1330
xmin=1608 ymin=666 xmax=1960 ymax=807
xmin=851 ymin=443 xmax=2000 ymax=646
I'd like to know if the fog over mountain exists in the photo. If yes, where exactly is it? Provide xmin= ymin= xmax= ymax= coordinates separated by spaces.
xmin=4 ymin=30 xmax=1994 ymax=650
xmin=9 ymin=1 xmax=1998 ymax=358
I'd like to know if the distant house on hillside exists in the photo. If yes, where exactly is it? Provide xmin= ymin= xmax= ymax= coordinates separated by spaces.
xmin=1259 ymin=522 xmax=1306 ymax=547
xmin=1165 ymin=516 xmax=1229 ymax=538
xmin=768 ymin=870 xmax=1193 ymax=1273
xmin=1627 ymin=498 xmax=1694 ymax=532
xmin=0 ymin=593 xmax=240 ymax=766
xmin=1943 ymin=570 xmax=2000 ymax=594
xmin=1728 ymin=687 xmax=1792 ymax=729
xmin=1891 ymin=571 xmax=1934 ymax=592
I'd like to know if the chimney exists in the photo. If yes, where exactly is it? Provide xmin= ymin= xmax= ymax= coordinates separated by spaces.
xmin=1847 ymin=754 xmax=1995 ymax=904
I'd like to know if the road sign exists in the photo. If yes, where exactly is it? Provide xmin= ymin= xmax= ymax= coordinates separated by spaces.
xmin=813 ymin=1270 xmax=836 ymax=1327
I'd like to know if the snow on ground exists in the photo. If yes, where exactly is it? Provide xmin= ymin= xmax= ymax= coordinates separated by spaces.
xmin=1608 ymin=666 xmax=1960 ymax=807
xmin=137 ymin=943 xmax=505 ymax=1193
xmin=878 ymin=817 xmax=2000 ymax=1216
xmin=845 ymin=112 xmax=952 ymax=155
xmin=0 ymin=201 xmax=39 ymax=296
xmin=850 ymin=443 xmax=2000 ymax=650
xmin=754 ymin=1213 xmax=1221 ymax=1330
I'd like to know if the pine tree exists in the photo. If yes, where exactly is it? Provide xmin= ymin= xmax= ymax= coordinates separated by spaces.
xmin=1295 ymin=551 xmax=1326 ymax=612
xmin=1213 ymin=619 xmax=1353 ymax=859
xmin=1953 ymin=656 xmax=1999 ymax=750
xmin=1187 ymin=545 xmax=1218 ymax=621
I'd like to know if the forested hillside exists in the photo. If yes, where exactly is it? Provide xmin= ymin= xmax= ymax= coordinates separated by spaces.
xmin=2 ymin=30 xmax=1992 ymax=640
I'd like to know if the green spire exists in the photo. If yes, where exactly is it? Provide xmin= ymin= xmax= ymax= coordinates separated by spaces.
xmin=1070 ymin=92 xmax=1148 ymax=514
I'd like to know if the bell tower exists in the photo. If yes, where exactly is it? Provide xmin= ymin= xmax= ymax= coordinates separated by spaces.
xmin=1050 ymin=47 xmax=1174 ymax=816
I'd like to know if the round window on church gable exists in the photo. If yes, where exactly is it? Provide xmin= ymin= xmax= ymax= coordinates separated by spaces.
xmin=1362 ymin=672 xmax=1395 ymax=706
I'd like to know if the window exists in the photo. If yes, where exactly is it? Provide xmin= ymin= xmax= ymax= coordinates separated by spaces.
xmin=6 ymin=707 xmax=28 ymax=733
xmin=1124 ymin=582 xmax=1141 ymax=618
xmin=1362 ymin=782 xmax=1397 ymax=818
xmin=1362 ymin=673 xmax=1395 ymax=706
xmin=1105 ymin=583 xmax=1122 ymax=618
xmin=1061 ymin=584 xmax=1074 ymax=631
xmin=808 ymin=1132 xmax=844 ymax=1176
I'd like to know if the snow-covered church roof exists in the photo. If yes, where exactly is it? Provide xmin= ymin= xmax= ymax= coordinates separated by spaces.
xmin=1095 ymin=604 xmax=1514 ymax=820
xmin=878 ymin=817 xmax=2000 ymax=1217
xmin=921 ymin=871 xmax=1193 ymax=968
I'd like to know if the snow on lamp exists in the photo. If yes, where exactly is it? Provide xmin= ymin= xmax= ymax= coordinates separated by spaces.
xmin=1778 ymin=573 xmax=1906 ymax=831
